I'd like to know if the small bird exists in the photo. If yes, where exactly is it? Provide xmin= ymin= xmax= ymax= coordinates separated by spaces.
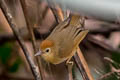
xmin=35 ymin=15 xmax=88 ymax=64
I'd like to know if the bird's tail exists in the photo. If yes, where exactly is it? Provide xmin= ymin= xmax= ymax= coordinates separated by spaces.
xmin=69 ymin=14 xmax=82 ymax=26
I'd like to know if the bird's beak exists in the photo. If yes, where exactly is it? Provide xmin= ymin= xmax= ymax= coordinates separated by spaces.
xmin=35 ymin=50 xmax=43 ymax=56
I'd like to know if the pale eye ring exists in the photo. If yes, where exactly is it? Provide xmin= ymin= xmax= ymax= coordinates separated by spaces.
xmin=45 ymin=48 xmax=51 ymax=53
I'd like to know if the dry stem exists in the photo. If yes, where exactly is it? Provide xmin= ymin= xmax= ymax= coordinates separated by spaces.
xmin=0 ymin=0 xmax=40 ymax=80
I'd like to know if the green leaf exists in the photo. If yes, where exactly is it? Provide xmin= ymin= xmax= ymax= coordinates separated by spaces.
xmin=103 ymin=73 xmax=118 ymax=80
xmin=0 ymin=43 xmax=12 ymax=64
xmin=8 ymin=58 xmax=21 ymax=73
xmin=111 ymin=51 xmax=120 ymax=69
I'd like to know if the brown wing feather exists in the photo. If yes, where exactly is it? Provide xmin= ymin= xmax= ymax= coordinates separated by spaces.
xmin=47 ymin=15 xmax=88 ymax=59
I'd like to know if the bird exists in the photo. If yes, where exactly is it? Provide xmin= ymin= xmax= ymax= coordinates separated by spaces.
xmin=35 ymin=15 xmax=88 ymax=64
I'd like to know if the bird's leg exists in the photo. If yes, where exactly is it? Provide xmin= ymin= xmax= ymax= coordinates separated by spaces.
xmin=66 ymin=57 xmax=74 ymax=66
xmin=66 ymin=57 xmax=74 ymax=80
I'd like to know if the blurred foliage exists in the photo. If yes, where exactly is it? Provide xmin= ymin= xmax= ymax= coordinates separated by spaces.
xmin=103 ymin=74 xmax=118 ymax=80
xmin=112 ymin=51 xmax=120 ymax=64
xmin=8 ymin=58 xmax=21 ymax=72
xmin=103 ymin=51 xmax=120 ymax=80
xmin=0 ymin=43 xmax=22 ymax=73
xmin=0 ymin=43 xmax=12 ymax=65
xmin=119 ymin=45 xmax=120 ymax=48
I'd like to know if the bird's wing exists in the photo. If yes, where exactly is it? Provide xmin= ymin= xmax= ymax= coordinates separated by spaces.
xmin=47 ymin=14 xmax=88 ymax=58
xmin=57 ymin=15 xmax=88 ymax=58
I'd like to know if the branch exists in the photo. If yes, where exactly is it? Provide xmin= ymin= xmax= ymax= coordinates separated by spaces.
xmin=1 ymin=30 xmax=120 ymax=53
xmin=20 ymin=1 xmax=43 ymax=80
xmin=0 ymin=27 xmax=51 ymax=44
xmin=47 ymin=0 xmax=64 ymax=23
xmin=86 ymin=34 xmax=119 ymax=52
xmin=20 ymin=0 xmax=37 ymax=53
xmin=73 ymin=48 xmax=94 ymax=80
xmin=97 ymin=65 xmax=120 ymax=80
xmin=85 ymin=19 xmax=120 ymax=35
xmin=0 ymin=0 xmax=40 ymax=80
xmin=90 ymin=26 xmax=120 ymax=35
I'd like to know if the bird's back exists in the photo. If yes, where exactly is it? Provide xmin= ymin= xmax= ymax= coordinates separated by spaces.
xmin=46 ymin=15 xmax=88 ymax=63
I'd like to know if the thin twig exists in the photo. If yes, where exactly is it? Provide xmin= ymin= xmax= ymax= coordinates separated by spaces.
xmin=77 ymin=48 xmax=94 ymax=80
xmin=36 ymin=0 xmax=42 ymax=26
xmin=67 ymin=64 xmax=73 ymax=80
xmin=98 ymin=65 xmax=120 ymax=80
xmin=42 ymin=6 xmax=49 ymax=20
xmin=73 ymin=48 xmax=94 ymax=80
xmin=20 ymin=0 xmax=37 ymax=53
xmin=47 ymin=0 xmax=64 ymax=23
xmin=104 ymin=57 xmax=120 ymax=66
xmin=0 ymin=0 xmax=40 ymax=80
xmin=98 ymin=71 xmax=114 ymax=80
xmin=20 ymin=0 xmax=43 ymax=80
xmin=97 ymin=57 xmax=120 ymax=80
xmin=50 ymin=7 xmax=63 ymax=23
xmin=70 ymin=14 xmax=94 ymax=80
xmin=73 ymin=53 xmax=89 ymax=80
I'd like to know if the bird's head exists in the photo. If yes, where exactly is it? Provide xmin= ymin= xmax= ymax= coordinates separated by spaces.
xmin=35 ymin=40 xmax=57 ymax=64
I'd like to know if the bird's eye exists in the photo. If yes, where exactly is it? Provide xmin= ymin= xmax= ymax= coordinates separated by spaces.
xmin=45 ymin=48 xmax=51 ymax=53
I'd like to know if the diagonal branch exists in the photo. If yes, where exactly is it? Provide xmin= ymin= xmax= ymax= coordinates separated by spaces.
xmin=19 ymin=1 xmax=43 ymax=80
xmin=73 ymin=53 xmax=89 ymax=80
xmin=20 ymin=0 xmax=37 ymax=54
xmin=0 ymin=0 xmax=40 ymax=80
xmin=47 ymin=0 xmax=64 ymax=23
xmin=75 ymin=48 xmax=94 ymax=80
xmin=72 ymin=15 xmax=94 ymax=80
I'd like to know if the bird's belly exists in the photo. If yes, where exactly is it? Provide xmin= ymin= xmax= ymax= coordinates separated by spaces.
xmin=53 ymin=50 xmax=77 ymax=64
xmin=51 ymin=57 xmax=68 ymax=64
